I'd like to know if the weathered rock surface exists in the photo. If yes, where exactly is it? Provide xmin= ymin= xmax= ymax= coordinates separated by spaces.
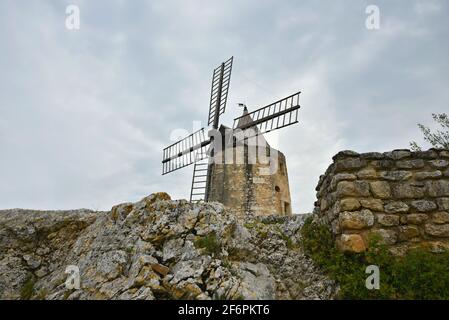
xmin=0 ymin=193 xmax=337 ymax=300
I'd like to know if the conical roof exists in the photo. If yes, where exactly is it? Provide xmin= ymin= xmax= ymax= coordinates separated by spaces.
xmin=235 ymin=107 xmax=270 ymax=148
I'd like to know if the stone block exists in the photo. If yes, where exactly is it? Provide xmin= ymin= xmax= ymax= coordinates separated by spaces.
xmin=415 ymin=171 xmax=442 ymax=180
xmin=360 ymin=199 xmax=384 ymax=211
xmin=377 ymin=214 xmax=400 ymax=227
xmin=330 ymin=173 xmax=357 ymax=190
xmin=414 ymin=150 xmax=438 ymax=159
xmin=380 ymin=171 xmax=412 ymax=181
xmin=356 ymin=168 xmax=378 ymax=179
xmin=371 ymin=160 xmax=395 ymax=169
xmin=338 ymin=234 xmax=366 ymax=253
xmin=383 ymin=150 xmax=411 ymax=160
xmin=410 ymin=200 xmax=437 ymax=212
xmin=392 ymin=183 xmax=425 ymax=199
xmin=406 ymin=214 xmax=429 ymax=225
xmin=360 ymin=152 xmax=384 ymax=160
xmin=436 ymin=198 xmax=449 ymax=211
xmin=340 ymin=210 xmax=374 ymax=230
xmin=370 ymin=229 xmax=398 ymax=245
xmin=336 ymin=181 xmax=370 ymax=198
xmin=370 ymin=181 xmax=391 ymax=199
xmin=429 ymin=160 xmax=449 ymax=169
xmin=432 ymin=212 xmax=449 ymax=224
xmin=332 ymin=150 xmax=360 ymax=160
xmin=320 ymin=197 xmax=329 ymax=211
xmin=339 ymin=198 xmax=361 ymax=211
xmin=384 ymin=201 xmax=409 ymax=214
xmin=424 ymin=223 xmax=449 ymax=237
xmin=398 ymin=226 xmax=420 ymax=241
xmin=334 ymin=158 xmax=366 ymax=172
xmin=422 ymin=241 xmax=449 ymax=253
xmin=426 ymin=181 xmax=449 ymax=197
xmin=331 ymin=219 xmax=341 ymax=234
xmin=396 ymin=159 xmax=425 ymax=169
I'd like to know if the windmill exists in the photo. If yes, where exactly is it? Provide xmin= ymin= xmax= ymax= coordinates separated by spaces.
xmin=162 ymin=57 xmax=301 ymax=206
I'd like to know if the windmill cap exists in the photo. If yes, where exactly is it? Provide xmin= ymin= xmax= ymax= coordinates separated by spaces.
xmin=237 ymin=103 xmax=247 ymax=111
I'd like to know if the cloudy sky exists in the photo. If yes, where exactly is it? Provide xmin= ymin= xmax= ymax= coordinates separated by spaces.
xmin=0 ymin=0 xmax=448 ymax=213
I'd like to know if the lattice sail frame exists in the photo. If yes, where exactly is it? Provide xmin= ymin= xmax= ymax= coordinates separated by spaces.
xmin=208 ymin=57 xmax=233 ymax=127
xmin=232 ymin=91 xmax=301 ymax=135
xmin=162 ymin=128 xmax=211 ymax=175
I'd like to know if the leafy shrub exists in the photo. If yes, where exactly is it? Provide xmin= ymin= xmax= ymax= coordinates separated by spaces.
xmin=20 ymin=274 xmax=36 ymax=300
xmin=194 ymin=233 xmax=221 ymax=256
xmin=300 ymin=217 xmax=449 ymax=299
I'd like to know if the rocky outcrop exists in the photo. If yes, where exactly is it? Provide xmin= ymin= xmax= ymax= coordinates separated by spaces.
xmin=0 ymin=193 xmax=336 ymax=300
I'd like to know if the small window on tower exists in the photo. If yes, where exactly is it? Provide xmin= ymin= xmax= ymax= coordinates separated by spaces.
xmin=279 ymin=162 xmax=285 ymax=175
xmin=275 ymin=186 xmax=281 ymax=192
xmin=284 ymin=202 xmax=290 ymax=215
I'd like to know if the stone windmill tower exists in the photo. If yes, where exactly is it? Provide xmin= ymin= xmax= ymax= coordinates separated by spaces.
xmin=206 ymin=107 xmax=293 ymax=216
xmin=162 ymin=57 xmax=300 ymax=216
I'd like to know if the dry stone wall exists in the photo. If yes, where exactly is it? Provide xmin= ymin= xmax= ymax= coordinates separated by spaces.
xmin=314 ymin=149 xmax=449 ymax=255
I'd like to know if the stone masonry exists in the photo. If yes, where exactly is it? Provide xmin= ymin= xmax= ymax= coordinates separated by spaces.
xmin=314 ymin=148 xmax=449 ymax=255
xmin=207 ymin=124 xmax=292 ymax=217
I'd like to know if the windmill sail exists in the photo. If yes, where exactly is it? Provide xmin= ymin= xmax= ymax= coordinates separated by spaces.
xmin=232 ymin=91 xmax=301 ymax=135
xmin=162 ymin=128 xmax=211 ymax=175
xmin=208 ymin=57 xmax=233 ymax=128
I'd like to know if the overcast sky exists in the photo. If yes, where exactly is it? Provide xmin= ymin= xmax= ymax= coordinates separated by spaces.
xmin=0 ymin=0 xmax=448 ymax=213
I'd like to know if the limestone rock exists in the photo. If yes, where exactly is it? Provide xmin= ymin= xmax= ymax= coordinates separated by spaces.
xmin=398 ymin=226 xmax=420 ymax=241
xmin=336 ymin=181 xmax=370 ymax=198
xmin=384 ymin=201 xmax=409 ymax=214
xmin=424 ymin=223 xmax=449 ymax=237
xmin=360 ymin=199 xmax=384 ymax=212
xmin=415 ymin=171 xmax=442 ymax=180
xmin=339 ymin=210 xmax=374 ymax=230
xmin=377 ymin=214 xmax=400 ymax=227
xmin=0 ymin=194 xmax=337 ymax=300
xmin=383 ymin=150 xmax=411 ymax=160
xmin=380 ymin=171 xmax=412 ymax=181
xmin=334 ymin=158 xmax=366 ymax=172
xmin=370 ymin=229 xmax=398 ymax=245
xmin=406 ymin=214 xmax=429 ymax=225
xmin=339 ymin=198 xmax=361 ymax=211
xmin=370 ymin=181 xmax=391 ymax=199
xmin=410 ymin=200 xmax=437 ymax=213
xmin=436 ymin=198 xmax=449 ymax=211
xmin=392 ymin=183 xmax=425 ymax=199
xmin=426 ymin=181 xmax=449 ymax=197
xmin=432 ymin=212 xmax=449 ymax=224
xmin=423 ymin=241 xmax=449 ymax=253
xmin=356 ymin=168 xmax=378 ymax=179
xmin=429 ymin=160 xmax=449 ymax=169
xmin=396 ymin=159 xmax=425 ymax=169
xmin=338 ymin=234 xmax=366 ymax=253
xmin=330 ymin=173 xmax=357 ymax=190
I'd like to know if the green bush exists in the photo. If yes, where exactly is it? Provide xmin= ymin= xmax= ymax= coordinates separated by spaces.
xmin=300 ymin=217 xmax=449 ymax=299
xmin=194 ymin=233 xmax=221 ymax=256
xmin=20 ymin=274 xmax=36 ymax=300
